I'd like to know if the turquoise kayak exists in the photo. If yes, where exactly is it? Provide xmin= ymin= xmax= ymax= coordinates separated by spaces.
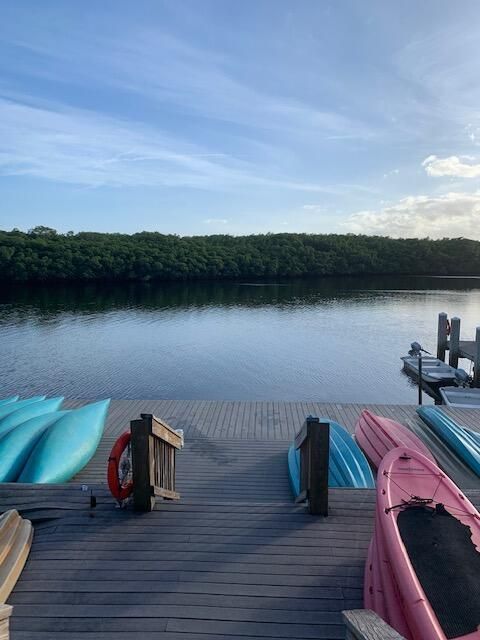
xmin=0 ymin=396 xmax=45 ymax=421
xmin=288 ymin=419 xmax=375 ymax=497
xmin=417 ymin=406 xmax=480 ymax=476
xmin=0 ymin=411 xmax=69 ymax=482
xmin=0 ymin=396 xmax=19 ymax=406
xmin=19 ymin=399 xmax=110 ymax=483
xmin=0 ymin=397 xmax=64 ymax=439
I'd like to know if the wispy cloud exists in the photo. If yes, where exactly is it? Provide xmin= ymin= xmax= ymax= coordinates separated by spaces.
xmin=0 ymin=95 xmax=352 ymax=193
xmin=343 ymin=192 xmax=480 ymax=240
xmin=423 ymin=155 xmax=480 ymax=178
xmin=203 ymin=218 xmax=228 ymax=225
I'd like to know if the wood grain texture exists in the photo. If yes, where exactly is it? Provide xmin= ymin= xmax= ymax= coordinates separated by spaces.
xmin=3 ymin=399 xmax=480 ymax=638
xmin=343 ymin=609 xmax=405 ymax=639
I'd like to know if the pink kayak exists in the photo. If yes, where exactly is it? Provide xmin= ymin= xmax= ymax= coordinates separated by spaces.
xmin=364 ymin=509 xmax=413 ymax=639
xmin=355 ymin=409 xmax=435 ymax=469
xmin=373 ymin=447 xmax=480 ymax=640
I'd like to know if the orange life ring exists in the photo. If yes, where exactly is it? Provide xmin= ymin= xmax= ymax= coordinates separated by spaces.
xmin=446 ymin=319 xmax=451 ymax=336
xmin=107 ymin=431 xmax=133 ymax=502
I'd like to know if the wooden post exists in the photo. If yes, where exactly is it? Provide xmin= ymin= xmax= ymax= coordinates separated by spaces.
xmin=437 ymin=312 xmax=448 ymax=361
xmin=474 ymin=326 xmax=480 ymax=388
xmin=449 ymin=317 xmax=461 ymax=368
xmin=0 ymin=605 xmax=12 ymax=640
xmin=130 ymin=415 xmax=156 ymax=512
xmin=418 ymin=354 xmax=422 ymax=405
xmin=307 ymin=416 xmax=329 ymax=516
xmin=343 ymin=610 xmax=405 ymax=639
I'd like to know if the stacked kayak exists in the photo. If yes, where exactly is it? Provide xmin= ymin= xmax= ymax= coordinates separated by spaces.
xmin=288 ymin=419 xmax=375 ymax=497
xmin=355 ymin=409 xmax=436 ymax=469
xmin=417 ymin=406 xmax=480 ymax=477
xmin=365 ymin=447 xmax=480 ymax=640
xmin=0 ymin=396 xmax=110 ymax=483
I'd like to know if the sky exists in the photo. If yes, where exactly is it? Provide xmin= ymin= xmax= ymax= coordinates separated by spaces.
xmin=1 ymin=1 xmax=480 ymax=239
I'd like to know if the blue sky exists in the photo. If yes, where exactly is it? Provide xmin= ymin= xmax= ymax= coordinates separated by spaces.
xmin=1 ymin=0 xmax=480 ymax=238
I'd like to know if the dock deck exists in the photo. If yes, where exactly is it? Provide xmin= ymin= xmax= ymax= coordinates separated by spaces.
xmin=3 ymin=400 xmax=480 ymax=639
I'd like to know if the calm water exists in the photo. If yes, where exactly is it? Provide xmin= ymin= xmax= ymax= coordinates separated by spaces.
xmin=1 ymin=276 xmax=479 ymax=403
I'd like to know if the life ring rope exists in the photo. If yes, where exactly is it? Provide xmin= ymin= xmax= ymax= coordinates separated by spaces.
xmin=107 ymin=431 xmax=133 ymax=503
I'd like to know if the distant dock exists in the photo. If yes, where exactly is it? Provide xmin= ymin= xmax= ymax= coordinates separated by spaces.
xmin=3 ymin=399 xmax=480 ymax=639
xmin=437 ymin=312 xmax=480 ymax=386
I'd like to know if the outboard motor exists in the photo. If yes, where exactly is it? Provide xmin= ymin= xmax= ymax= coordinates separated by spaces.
xmin=410 ymin=341 xmax=422 ymax=355
xmin=455 ymin=368 xmax=470 ymax=386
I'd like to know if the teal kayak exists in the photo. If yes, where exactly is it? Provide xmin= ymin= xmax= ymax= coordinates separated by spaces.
xmin=19 ymin=399 xmax=110 ymax=483
xmin=288 ymin=419 xmax=375 ymax=497
xmin=0 ymin=397 xmax=64 ymax=439
xmin=0 ymin=411 xmax=69 ymax=482
xmin=417 ymin=406 xmax=480 ymax=476
xmin=0 ymin=396 xmax=19 ymax=406
xmin=0 ymin=396 xmax=45 ymax=421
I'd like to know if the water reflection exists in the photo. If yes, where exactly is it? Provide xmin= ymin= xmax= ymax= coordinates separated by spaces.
xmin=1 ymin=276 xmax=479 ymax=402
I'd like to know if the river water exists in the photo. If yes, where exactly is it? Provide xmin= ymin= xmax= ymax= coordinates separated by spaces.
xmin=1 ymin=276 xmax=479 ymax=403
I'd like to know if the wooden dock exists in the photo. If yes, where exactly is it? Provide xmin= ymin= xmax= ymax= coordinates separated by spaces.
xmin=3 ymin=400 xmax=480 ymax=639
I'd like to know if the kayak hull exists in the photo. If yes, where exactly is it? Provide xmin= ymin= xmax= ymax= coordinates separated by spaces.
xmin=0 ymin=396 xmax=19 ymax=406
xmin=288 ymin=419 xmax=375 ymax=497
xmin=19 ymin=400 xmax=110 ymax=483
xmin=417 ymin=406 xmax=480 ymax=477
xmin=0 ymin=397 xmax=64 ymax=439
xmin=355 ymin=409 xmax=436 ymax=469
xmin=0 ymin=411 xmax=69 ymax=482
xmin=0 ymin=396 xmax=46 ymax=422
xmin=372 ymin=447 xmax=480 ymax=640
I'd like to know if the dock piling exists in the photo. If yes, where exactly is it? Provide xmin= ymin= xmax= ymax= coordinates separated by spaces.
xmin=449 ymin=317 xmax=461 ymax=368
xmin=295 ymin=416 xmax=329 ymax=516
xmin=437 ymin=312 xmax=448 ymax=361
xmin=474 ymin=327 xmax=480 ymax=388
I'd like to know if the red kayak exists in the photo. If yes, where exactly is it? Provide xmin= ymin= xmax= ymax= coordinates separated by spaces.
xmin=366 ymin=447 xmax=480 ymax=640
xmin=355 ymin=409 xmax=435 ymax=469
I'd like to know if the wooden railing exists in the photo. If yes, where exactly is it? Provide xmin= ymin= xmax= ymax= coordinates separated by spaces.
xmin=0 ymin=605 xmax=12 ymax=640
xmin=130 ymin=413 xmax=183 ymax=512
xmin=343 ymin=610 xmax=405 ymax=639
xmin=294 ymin=415 xmax=330 ymax=516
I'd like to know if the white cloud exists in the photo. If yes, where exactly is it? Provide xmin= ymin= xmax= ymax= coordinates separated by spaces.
xmin=383 ymin=168 xmax=399 ymax=178
xmin=0 ymin=96 xmax=348 ymax=193
xmin=203 ymin=218 xmax=228 ymax=225
xmin=343 ymin=192 xmax=480 ymax=239
xmin=423 ymin=155 xmax=480 ymax=178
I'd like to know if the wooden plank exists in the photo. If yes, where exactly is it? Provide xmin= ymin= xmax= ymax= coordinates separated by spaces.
xmin=343 ymin=609 xmax=405 ymax=639
xmin=0 ymin=604 xmax=12 ymax=640
xmin=147 ymin=415 xmax=182 ymax=450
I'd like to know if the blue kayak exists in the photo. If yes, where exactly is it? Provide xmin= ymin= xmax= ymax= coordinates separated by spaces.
xmin=0 ymin=397 xmax=64 ymax=439
xmin=0 ymin=396 xmax=19 ymax=406
xmin=288 ymin=419 xmax=375 ymax=497
xmin=417 ymin=406 xmax=480 ymax=476
xmin=0 ymin=411 xmax=69 ymax=482
xmin=19 ymin=399 xmax=110 ymax=483
xmin=0 ymin=396 xmax=45 ymax=421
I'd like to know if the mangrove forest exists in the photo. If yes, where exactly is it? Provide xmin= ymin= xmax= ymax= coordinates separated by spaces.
xmin=0 ymin=227 xmax=479 ymax=282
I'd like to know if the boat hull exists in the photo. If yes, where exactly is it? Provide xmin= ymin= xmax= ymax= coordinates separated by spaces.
xmin=0 ymin=396 xmax=19 ymax=406
xmin=401 ymin=356 xmax=458 ymax=386
xmin=19 ymin=400 xmax=110 ymax=483
xmin=288 ymin=419 xmax=375 ymax=497
xmin=372 ymin=447 xmax=480 ymax=640
xmin=355 ymin=409 xmax=436 ymax=469
xmin=0 ymin=411 xmax=69 ymax=482
xmin=0 ymin=396 xmax=46 ymax=422
xmin=418 ymin=406 xmax=480 ymax=477
xmin=0 ymin=397 xmax=64 ymax=439
xmin=439 ymin=387 xmax=480 ymax=409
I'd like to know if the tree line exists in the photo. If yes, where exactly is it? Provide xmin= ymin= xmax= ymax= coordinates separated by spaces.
xmin=0 ymin=226 xmax=479 ymax=282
